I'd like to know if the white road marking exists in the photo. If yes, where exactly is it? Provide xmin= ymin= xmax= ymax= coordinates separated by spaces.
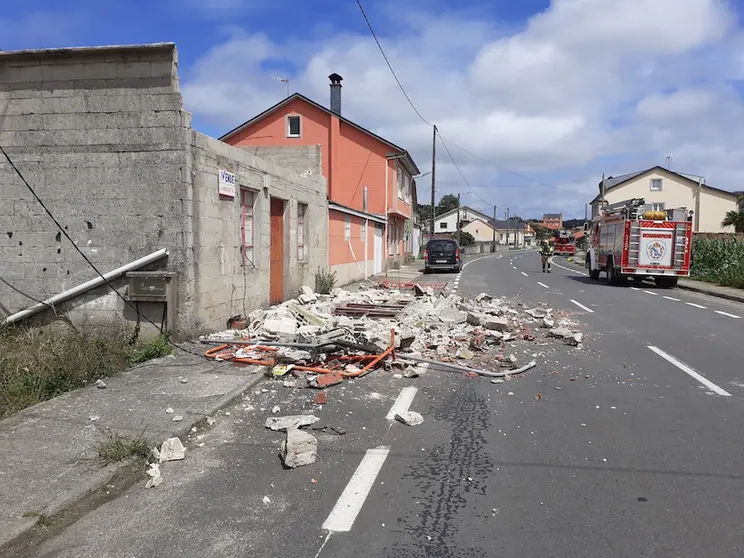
xmin=550 ymin=258 xmax=589 ymax=276
xmin=512 ymin=266 xmax=517 ymax=270
xmin=643 ymin=290 xmax=659 ymax=296
xmin=630 ymin=287 xmax=641 ymax=291
xmin=715 ymin=310 xmax=742 ymax=319
xmin=521 ymin=271 xmax=528 ymax=277
xmin=686 ymin=302 xmax=707 ymax=309
xmin=648 ymin=346 xmax=731 ymax=397
xmin=386 ymin=386 xmax=418 ymax=420
xmin=537 ymin=281 xmax=550 ymax=289
xmin=663 ymin=296 xmax=681 ymax=301
xmin=322 ymin=446 xmax=391 ymax=532
xmin=570 ymin=299 xmax=594 ymax=313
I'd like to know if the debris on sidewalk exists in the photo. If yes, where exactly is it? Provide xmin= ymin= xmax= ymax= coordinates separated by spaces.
xmin=265 ymin=415 xmax=320 ymax=431
xmin=95 ymin=379 xmax=107 ymax=389
xmin=395 ymin=411 xmax=424 ymax=426
xmin=158 ymin=437 xmax=186 ymax=463
xmin=281 ymin=427 xmax=318 ymax=468
xmin=145 ymin=463 xmax=162 ymax=488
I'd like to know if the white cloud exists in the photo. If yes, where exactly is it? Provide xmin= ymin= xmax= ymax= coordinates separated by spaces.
xmin=181 ymin=0 xmax=744 ymax=218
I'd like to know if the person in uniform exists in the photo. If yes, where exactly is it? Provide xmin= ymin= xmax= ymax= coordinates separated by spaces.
xmin=539 ymin=240 xmax=553 ymax=273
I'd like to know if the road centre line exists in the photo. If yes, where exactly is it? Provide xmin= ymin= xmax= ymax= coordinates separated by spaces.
xmin=386 ymin=386 xmax=418 ymax=420
xmin=643 ymin=290 xmax=659 ymax=296
xmin=521 ymin=271 xmax=528 ymax=277
xmin=570 ymin=299 xmax=594 ymax=313
xmin=537 ymin=281 xmax=550 ymax=289
xmin=715 ymin=310 xmax=741 ymax=319
xmin=686 ymin=302 xmax=707 ymax=309
xmin=321 ymin=446 xmax=391 ymax=532
xmin=663 ymin=296 xmax=681 ymax=301
xmin=630 ymin=287 xmax=641 ymax=291
xmin=648 ymin=346 xmax=731 ymax=396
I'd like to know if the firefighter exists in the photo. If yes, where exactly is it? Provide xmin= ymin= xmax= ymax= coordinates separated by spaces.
xmin=539 ymin=240 xmax=553 ymax=273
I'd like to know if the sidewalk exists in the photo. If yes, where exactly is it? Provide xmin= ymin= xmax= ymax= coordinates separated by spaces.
xmin=0 ymin=345 xmax=262 ymax=551
xmin=677 ymin=278 xmax=744 ymax=304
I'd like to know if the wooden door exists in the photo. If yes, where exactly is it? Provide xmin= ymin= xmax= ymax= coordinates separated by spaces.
xmin=270 ymin=198 xmax=284 ymax=304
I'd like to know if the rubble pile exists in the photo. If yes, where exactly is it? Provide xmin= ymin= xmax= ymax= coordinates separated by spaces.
xmin=200 ymin=283 xmax=584 ymax=385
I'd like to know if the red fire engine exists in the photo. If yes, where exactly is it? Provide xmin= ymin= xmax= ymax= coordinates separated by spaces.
xmin=552 ymin=230 xmax=576 ymax=256
xmin=585 ymin=198 xmax=693 ymax=288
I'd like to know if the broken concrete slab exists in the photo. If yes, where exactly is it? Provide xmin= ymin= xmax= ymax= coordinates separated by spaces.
xmin=145 ymin=463 xmax=163 ymax=488
xmin=475 ymin=293 xmax=493 ymax=303
xmin=439 ymin=308 xmax=468 ymax=325
xmin=95 ymin=379 xmax=107 ymax=389
xmin=542 ymin=316 xmax=555 ymax=328
xmin=467 ymin=312 xmax=484 ymax=326
xmin=158 ymin=437 xmax=186 ymax=463
xmin=281 ymin=427 xmax=318 ymax=468
xmin=395 ymin=411 xmax=424 ymax=426
xmin=525 ymin=308 xmax=550 ymax=319
xmin=548 ymin=327 xmax=573 ymax=339
xmin=484 ymin=317 xmax=510 ymax=332
xmin=265 ymin=415 xmax=320 ymax=431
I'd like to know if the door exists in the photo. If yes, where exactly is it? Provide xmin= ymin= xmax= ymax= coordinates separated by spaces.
xmin=373 ymin=224 xmax=383 ymax=274
xmin=270 ymin=198 xmax=284 ymax=304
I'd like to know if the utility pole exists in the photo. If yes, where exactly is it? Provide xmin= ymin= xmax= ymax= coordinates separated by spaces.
xmin=506 ymin=207 xmax=510 ymax=248
xmin=492 ymin=205 xmax=497 ymax=253
xmin=456 ymin=193 xmax=461 ymax=245
xmin=600 ymin=173 xmax=606 ymax=213
xmin=429 ymin=125 xmax=437 ymax=238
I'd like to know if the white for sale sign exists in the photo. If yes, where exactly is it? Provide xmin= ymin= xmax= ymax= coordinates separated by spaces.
xmin=639 ymin=229 xmax=674 ymax=267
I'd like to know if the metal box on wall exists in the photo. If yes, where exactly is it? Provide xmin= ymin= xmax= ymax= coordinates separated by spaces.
xmin=126 ymin=271 xmax=177 ymax=332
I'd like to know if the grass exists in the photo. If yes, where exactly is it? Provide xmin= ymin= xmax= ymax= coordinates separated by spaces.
xmin=691 ymin=235 xmax=744 ymax=289
xmin=96 ymin=430 xmax=151 ymax=465
xmin=0 ymin=326 xmax=172 ymax=417
xmin=314 ymin=267 xmax=338 ymax=295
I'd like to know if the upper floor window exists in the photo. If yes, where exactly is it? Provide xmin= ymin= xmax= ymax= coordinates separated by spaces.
xmin=651 ymin=203 xmax=665 ymax=211
xmin=287 ymin=115 xmax=301 ymax=138
xmin=439 ymin=222 xmax=447 ymax=229
xmin=650 ymin=178 xmax=662 ymax=191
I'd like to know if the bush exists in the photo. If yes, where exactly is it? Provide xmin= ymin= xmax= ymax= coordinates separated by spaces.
xmin=314 ymin=268 xmax=337 ymax=294
xmin=691 ymin=235 xmax=744 ymax=289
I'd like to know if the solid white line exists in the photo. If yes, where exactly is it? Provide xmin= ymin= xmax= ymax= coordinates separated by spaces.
xmin=663 ymin=296 xmax=681 ymax=301
xmin=686 ymin=302 xmax=707 ymax=309
xmin=521 ymin=271 xmax=528 ymax=277
xmin=386 ymin=386 xmax=418 ymax=420
xmin=322 ymin=446 xmax=391 ymax=532
xmin=648 ymin=346 xmax=731 ymax=396
xmin=537 ymin=281 xmax=549 ymax=289
xmin=643 ymin=290 xmax=659 ymax=296
xmin=549 ymin=258 xmax=589 ymax=276
xmin=715 ymin=310 xmax=742 ymax=319
xmin=570 ymin=299 xmax=594 ymax=313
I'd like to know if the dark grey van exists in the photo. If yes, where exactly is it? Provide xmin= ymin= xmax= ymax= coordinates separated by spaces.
xmin=424 ymin=238 xmax=462 ymax=273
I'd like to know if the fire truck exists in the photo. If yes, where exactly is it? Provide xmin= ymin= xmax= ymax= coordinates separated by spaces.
xmin=552 ymin=230 xmax=576 ymax=256
xmin=585 ymin=198 xmax=693 ymax=288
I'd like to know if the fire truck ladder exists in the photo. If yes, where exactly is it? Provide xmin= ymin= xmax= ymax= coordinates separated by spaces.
xmin=674 ymin=221 xmax=689 ymax=268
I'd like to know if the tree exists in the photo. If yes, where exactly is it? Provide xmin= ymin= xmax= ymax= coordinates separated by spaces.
xmin=437 ymin=194 xmax=459 ymax=215
xmin=454 ymin=231 xmax=476 ymax=246
xmin=721 ymin=210 xmax=744 ymax=233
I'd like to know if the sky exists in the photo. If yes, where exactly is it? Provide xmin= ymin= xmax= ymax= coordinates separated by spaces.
xmin=2 ymin=0 xmax=744 ymax=219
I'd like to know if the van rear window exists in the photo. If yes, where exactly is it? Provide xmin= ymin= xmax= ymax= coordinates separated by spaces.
xmin=428 ymin=240 xmax=456 ymax=255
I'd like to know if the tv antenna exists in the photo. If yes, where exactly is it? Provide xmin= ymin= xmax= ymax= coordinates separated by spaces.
xmin=272 ymin=76 xmax=290 ymax=98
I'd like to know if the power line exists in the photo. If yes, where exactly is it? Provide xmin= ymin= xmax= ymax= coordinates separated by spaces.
xmin=437 ymin=133 xmax=490 ymax=207
xmin=0 ymin=144 xmax=206 ymax=359
xmin=355 ymin=0 xmax=432 ymax=127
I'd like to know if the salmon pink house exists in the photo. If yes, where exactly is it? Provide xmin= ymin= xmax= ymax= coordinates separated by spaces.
xmin=219 ymin=74 xmax=420 ymax=285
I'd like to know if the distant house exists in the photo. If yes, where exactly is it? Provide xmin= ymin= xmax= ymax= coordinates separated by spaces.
xmin=432 ymin=206 xmax=529 ymax=246
xmin=590 ymin=166 xmax=739 ymax=233
xmin=219 ymin=74 xmax=420 ymax=285
xmin=542 ymin=213 xmax=563 ymax=230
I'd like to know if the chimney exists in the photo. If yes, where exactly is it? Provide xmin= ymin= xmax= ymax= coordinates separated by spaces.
xmin=329 ymin=73 xmax=343 ymax=115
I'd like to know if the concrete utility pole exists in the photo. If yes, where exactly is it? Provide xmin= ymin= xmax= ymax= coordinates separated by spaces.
xmin=506 ymin=207 xmax=510 ymax=247
xmin=430 ymin=125 xmax=437 ymax=237
xmin=600 ymin=173 xmax=606 ymax=213
xmin=492 ymin=205 xmax=497 ymax=253
xmin=456 ymin=193 xmax=461 ymax=245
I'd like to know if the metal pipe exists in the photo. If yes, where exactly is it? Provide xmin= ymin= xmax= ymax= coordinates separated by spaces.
xmin=2 ymin=248 xmax=169 ymax=325
xmin=401 ymin=354 xmax=537 ymax=378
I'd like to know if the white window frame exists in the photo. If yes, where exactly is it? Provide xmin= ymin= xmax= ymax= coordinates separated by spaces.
xmin=651 ymin=202 xmax=665 ymax=211
xmin=650 ymin=178 xmax=662 ymax=191
xmin=344 ymin=215 xmax=351 ymax=240
xmin=297 ymin=203 xmax=308 ymax=262
xmin=439 ymin=221 xmax=447 ymax=230
xmin=404 ymin=174 xmax=411 ymax=203
xmin=287 ymin=115 xmax=301 ymax=138
xmin=397 ymin=165 xmax=404 ymax=200
xmin=240 ymin=188 xmax=256 ymax=266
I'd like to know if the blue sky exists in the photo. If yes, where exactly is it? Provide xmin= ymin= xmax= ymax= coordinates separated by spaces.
xmin=2 ymin=0 xmax=744 ymax=218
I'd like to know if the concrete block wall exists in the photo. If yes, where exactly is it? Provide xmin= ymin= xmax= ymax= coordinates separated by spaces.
xmin=189 ymin=133 xmax=328 ymax=333
xmin=0 ymin=44 xmax=193 ymax=333
xmin=237 ymin=145 xmax=323 ymax=179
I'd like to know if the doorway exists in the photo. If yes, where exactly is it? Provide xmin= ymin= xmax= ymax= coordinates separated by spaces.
xmin=270 ymin=197 xmax=284 ymax=304
xmin=373 ymin=224 xmax=383 ymax=274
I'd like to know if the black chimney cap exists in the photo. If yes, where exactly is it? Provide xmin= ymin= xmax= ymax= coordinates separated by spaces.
xmin=329 ymin=73 xmax=343 ymax=84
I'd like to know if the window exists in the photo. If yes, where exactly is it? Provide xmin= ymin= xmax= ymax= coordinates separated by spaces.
xmin=650 ymin=178 xmax=662 ymax=191
xmin=297 ymin=203 xmax=307 ymax=262
xmin=240 ymin=189 xmax=255 ymax=265
xmin=404 ymin=174 xmax=411 ymax=202
xmin=396 ymin=223 xmax=401 ymax=255
xmin=287 ymin=115 xmax=301 ymax=138
xmin=361 ymin=220 xmax=367 ymax=242
xmin=651 ymin=203 xmax=665 ymax=211
xmin=363 ymin=186 xmax=368 ymax=212
xmin=439 ymin=222 xmax=447 ymax=229
xmin=397 ymin=165 xmax=404 ymax=199
xmin=344 ymin=215 xmax=351 ymax=239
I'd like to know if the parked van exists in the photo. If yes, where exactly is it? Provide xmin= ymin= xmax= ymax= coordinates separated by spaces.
xmin=424 ymin=238 xmax=462 ymax=273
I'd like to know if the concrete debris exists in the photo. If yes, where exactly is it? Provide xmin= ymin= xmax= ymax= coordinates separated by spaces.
xmin=414 ymin=283 xmax=434 ymax=297
xmin=95 ymin=379 xmax=107 ymax=389
xmin=393 ymin=373 xmax=403 ymax=379
xmin=159 ymin=437 xmax=186 ymax=463
xmin=263 ymin=496 xmax=271 ymax=504
xmin=395 ymin=411 xmax=424 ymax=426
xmin=491 ymin=379 xmax=505 ymax=384
xmin=475 ymin=293 xmax=493 ymax=303
xmin=281 ymin=427 xmax=318 ymax=468
xmin=484 ymin=317 xmax=510 ymax=332
xmin=283 ymin=380 xmax=298 ymax=388
xmin=206 ymin=416 xmax=216 ymax=426
xmin=456 ymin=348 xmax=475 ymax=360
xmin=404 ymin=368 xmax=422 ymax=378
xmin=172 ymin=415 xmax=183 ymax=422
xmin=145 ymin=463 xmax=163 ymax=488
xmin=89 ymin=415 xmax=100 ymax=422
xmin=265 ymin=415 xmax=320 ymax=431
xmin=467 ymin=312 xmax=484 ymax=326
xmin=525 ymin=308 xmax=551 ymax=319
xmin=344 ymin=364 xmax=362 ymax=374
xmin=165 ymin=407 xmax=174 ymax=414
xmin=271 ymin=406 xmax=281 ymax=414
xmin=439 ymin=308 xmax=468 ymax=325
xmin=178 ymin=376 xmax=188 ymax=384
xmin=541 ymin=316 xmax=555 ymax=329
xmin=309 ymin=372 xmax=343 ymax=389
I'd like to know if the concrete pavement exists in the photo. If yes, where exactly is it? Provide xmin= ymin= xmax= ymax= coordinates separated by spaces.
xmin=23 ymin=252 xmax=744 ymax=557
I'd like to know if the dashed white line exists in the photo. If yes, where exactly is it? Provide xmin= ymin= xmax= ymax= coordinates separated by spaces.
xmin=521 ymin=271 xmax=528 ymax=277
xmin=537 ymin=281 xmax=550 ymax=289
xmin=630 ymin=287 xmax=641 ymax=291
xmin=663 ymin=296 xmax=681 ymax=301
xmin=570 ymin=299 xmax=594 ymax=313
xmin=643 ymin=290 xmax=659 ymax=296
xmin=322 ymin=446 xmax=391 ymax=532
xmin=386 ymin=386 xmax=418 ymax=420
xmin=512 ymin=266 xmax=517 ymax=270
xmin=686 ymin=302 xmax=707 ymax=309
xmin=715 ymin=310 xmax=741 ymax=319
xmin=648 ymin=346 xmax=731 ymax=397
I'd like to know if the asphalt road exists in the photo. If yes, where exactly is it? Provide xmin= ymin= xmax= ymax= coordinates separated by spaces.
xmin=31 ymin=252 xmax=744 ymax=557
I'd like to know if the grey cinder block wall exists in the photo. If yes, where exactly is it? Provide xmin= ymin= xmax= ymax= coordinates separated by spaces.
xmin=0 ymin=43 xmax=328 ymax=338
